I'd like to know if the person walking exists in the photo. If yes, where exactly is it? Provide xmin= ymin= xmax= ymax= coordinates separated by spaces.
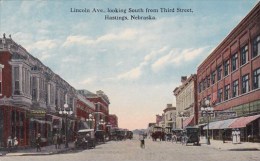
xmin=36 ymin=133 xmax=41 ymax=152
xmin=139 ymin=133 xmax=145 ymax=149
xmin=7 ymin=136 xmax=12 ymax=152
xmin=222 ymin=130 xmax=226 ymax=143
xmin=13 ymin=137 xmax=18 ymax=151
xmin=53 ymin=134 xmax=58 ymax=149
xmin=57 ymin=134 xmax=62 ymax=149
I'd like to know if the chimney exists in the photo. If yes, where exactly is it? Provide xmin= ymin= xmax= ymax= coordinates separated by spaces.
xmin=181 ymin=76 xmax=187 ymax=83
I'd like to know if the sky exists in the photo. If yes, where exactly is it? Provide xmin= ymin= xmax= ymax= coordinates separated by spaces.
xmin=0 ymin=0 xmax=259 ymax=130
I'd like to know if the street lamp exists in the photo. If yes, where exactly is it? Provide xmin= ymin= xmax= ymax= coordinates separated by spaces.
xmin=86 ymin=113 xmax=95 ymax=129
xmin=98 ymin=119 xmax=105 ymax=130
xmin=59 ymin=103 xmax=73 ymax=148
xmin=179 ymin=112 xmax=185 ymax=129
xmin=201 ymin=100 xmax=214 ymax=145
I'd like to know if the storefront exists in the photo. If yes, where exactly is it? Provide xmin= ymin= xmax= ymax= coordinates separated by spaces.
xmin=203 ymin=114 xmax=260 ymax=142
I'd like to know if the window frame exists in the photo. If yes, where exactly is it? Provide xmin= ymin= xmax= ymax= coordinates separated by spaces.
xmin=231 ymin=53 xmax=238 ymax=71
xmin=240 ymin=44 xmax=248 ymax=66
xmin=242 ymin=74 xmax=249 ymax=94
xmin=253 ymin=68 xmax=260 ymax=90
xmin=252 ymin=35 xmax=260 ymax=58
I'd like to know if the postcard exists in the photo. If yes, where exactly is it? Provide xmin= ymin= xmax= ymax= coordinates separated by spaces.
xmin=0 ymin=0 xmax=259 ymax=160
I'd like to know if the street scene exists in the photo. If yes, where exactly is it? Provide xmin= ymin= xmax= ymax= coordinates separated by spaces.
xmin=1 ymin=0 xmax=260 ymax=160
xmin=1 ymin=135 xmax=260 ymax=161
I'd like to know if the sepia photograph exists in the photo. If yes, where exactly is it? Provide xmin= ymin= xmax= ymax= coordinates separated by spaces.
xmin=0 ymin=0 xmax=260 ymax=160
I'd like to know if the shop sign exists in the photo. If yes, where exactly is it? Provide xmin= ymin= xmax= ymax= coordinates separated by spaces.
xmin=28 ymin=110 xmax=46 ymax=118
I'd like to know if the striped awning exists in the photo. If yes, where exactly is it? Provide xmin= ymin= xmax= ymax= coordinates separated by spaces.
xmin=183 ymin=116 xmax=194 ymax=128
xmin=229 ymin=114 xmax=260 ymax=128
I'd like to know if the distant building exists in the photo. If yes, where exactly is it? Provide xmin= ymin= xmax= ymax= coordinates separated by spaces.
xmin=108 ymin=114 xmax=118 ymax=128
xmin=78 ymin=90 xmax=110 ymax=131
xmin=163 ymin=104 xmax=176 ymax=128
xmin=173 ymin=74 xmax=198 ymax=129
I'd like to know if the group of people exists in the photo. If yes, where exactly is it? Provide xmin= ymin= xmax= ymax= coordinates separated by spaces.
xmin=35 ymin=133 xmax=63 ymax=152
xmin=6 ymin=136 xmax=18 ymax=152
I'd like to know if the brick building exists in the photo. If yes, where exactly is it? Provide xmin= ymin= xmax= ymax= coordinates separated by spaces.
xmin=197 ymin=3 xmax=260 ymax=142
xmin=108 ymin=114 xmax=118 ymax=128
xmin=78 ymin=90 xmax=110 ymax=131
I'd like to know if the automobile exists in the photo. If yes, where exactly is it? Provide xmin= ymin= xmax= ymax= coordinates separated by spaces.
xmin=126 ymin=131 xmax=133 ymax=139
xmin=182 ymin=126 xmax=200 ymax=146
xmin=75 ymin=129 xmax=96 ymax=149
xmin=172 ymin=128 xmax=183 ymax=143
xmin=95 ymin=130 xmax=106 ymax=143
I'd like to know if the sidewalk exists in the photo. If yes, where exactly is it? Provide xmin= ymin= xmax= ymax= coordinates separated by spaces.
xmin=0 ymin=142 xmax=75 ymax=156
xmin=200 ymin=137 xmax=260 ymax=151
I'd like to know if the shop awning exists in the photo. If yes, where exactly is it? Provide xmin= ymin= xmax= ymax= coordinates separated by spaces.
xmin=229 ymin=114 xmax=260 ymax=128
xmin=219 ymin=118 xmax=237 ymax=129
xmin=183 ymin=116 xmax=194 ymax=128
xmin=203 ymin=120 xmax=224 ymax=130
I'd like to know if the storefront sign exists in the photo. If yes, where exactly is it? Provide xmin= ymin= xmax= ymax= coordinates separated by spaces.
xmin=28 ymin=110 xmax=46 ymax=118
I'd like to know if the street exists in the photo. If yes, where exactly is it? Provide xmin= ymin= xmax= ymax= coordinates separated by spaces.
xmin=1 ymin=135 xmax=259 ymax=161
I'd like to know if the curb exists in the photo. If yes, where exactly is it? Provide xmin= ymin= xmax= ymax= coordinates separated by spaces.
xmin=2 ymin=148 xmax=73 ymax=157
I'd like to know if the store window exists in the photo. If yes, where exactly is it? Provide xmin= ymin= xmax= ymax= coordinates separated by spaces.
xmin=252 ymin=35 xmax=260 ymax=58
xmin=242 ymin=74 xmax=249 ymax=94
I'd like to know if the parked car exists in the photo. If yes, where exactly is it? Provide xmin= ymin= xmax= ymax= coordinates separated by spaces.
xmin=95 ymin=130 xmax=106 ymax=143
xmin=183 ymin=126 xmax=200 ymax=146
xmin=75 ymin=129 xmax=96 ymax=149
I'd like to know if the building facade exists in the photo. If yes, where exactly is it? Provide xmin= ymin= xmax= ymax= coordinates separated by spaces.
xmin=197 ymin=3 xmax=260 ymax=142
xmin=0 ymin=35 xmax=107 ymax=147
xmin=163 ymin=104 xmax=176 ymax=129
xmin=108 ymin=114 xmax=118 ymax=128
xmin=173 ymin=75 xmax=198 ymax=129
xmin=78 ymin=90 xmax=110 ymax=131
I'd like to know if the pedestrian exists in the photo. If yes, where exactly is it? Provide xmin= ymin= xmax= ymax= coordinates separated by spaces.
xmin=139 ymin=133 xmax=145 ymax=149
xmin=222 ymin=130 xmax=226 ymax=143
xmin=13 ymin=137 xmax=18 ymax=150
xmin=7 ymin=136 xmax=12 ymax=152
xmin=53 ymin=134 xmax=58 ymax=149
xmin=36 ymin=133 xmax=41 ymax=152
xmin=57 ymin=134 xmax=62 ymax=149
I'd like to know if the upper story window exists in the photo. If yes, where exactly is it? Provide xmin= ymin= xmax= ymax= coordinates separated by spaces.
xmin=0 ymin=64 xmax=3 ymax=95
xmin=253 ymin=68 xmax=260 ymax=90
xmin=207 ymin=76 xmax=210 ymax=88
xmin=241 ymin=45 xmax=248 ymax=66
xmin=217 ymin=88 xmax=223 ymax=103
xmin=232 ymin=79 xmax=239 ymax=97
xmin=232 ymin=53 xmax=238 ymax=71
xmin=217 ymin=65 xmax=222 ymax=81
xmin=224 ymin=60 xmax=229 ymax=76
xmin=224 ymin=84 xmax=230 ymax=101
xmin=242 ymin=74 xmax=250 ymax=94
xmin=32 ymin=77 xmax=37 ymax=101
xmin=14 ymin=67 xmax=20 ymax=95
xmin=252 ymin=35 xmax=260 ymax=58
xmin=211 ymin=71 xmax=216 ymax=85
